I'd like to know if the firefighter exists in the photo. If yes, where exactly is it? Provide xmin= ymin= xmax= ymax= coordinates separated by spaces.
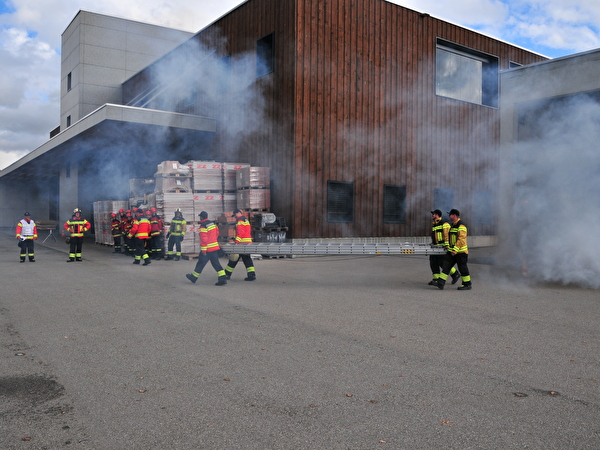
xmin=149 ymin=207 xmax=164 ymax=259
xmin=122 ymin=210 xmax=135 ymax=256
xmin=185 ymin=211 xmax=228 ymax=286
xmin=16 ymin=212 xmax=38 ymax=262
xmin=165 ymin=208 xmax=186 ymax=260
xmin=429 ymin=209 xmax=459 ymax=286
xmin=436 ymin=209 xmax=472 ymax=290
xmin=224 ymin=209 xmax=256 ymax=281
xmin=110 ymin=212 xmax=123 ymax=253
xmin=64 ymin=208 xmax=91 ymax=262
xmin=127 ymin=209 xmax=152 ymax=265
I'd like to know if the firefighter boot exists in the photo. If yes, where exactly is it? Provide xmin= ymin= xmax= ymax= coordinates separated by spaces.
xmin=143 ymin=258 xmax=151 ymax=266
xmin=451 ymin=269 xmax=460 ymax=285
xmin=244 ymin=272 xmax=256 ymax=282
xmin=224 ymin=269 xmax=232 ymax=279
xmin=186 ymin=273 xmax=198 ymax=283
xmin=174 ymin=255 xmax=181 ymax=261
xmin=215 ymin=273 xmax=228 ymax=286
xmin=457 ymin=283 xmax=472 ymax=291
xmin=165 ymin=255 xmax=174 ymax=260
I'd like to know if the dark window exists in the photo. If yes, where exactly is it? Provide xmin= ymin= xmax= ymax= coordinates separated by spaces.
xmin=66 ymin=115 xmax=71 ymax=127
xmin=256 ymin=33 xmax=274 ymax=78
xmin=67 ymin=72 xmax=72 ymax=91
xmin=327 ymin=181 xmax=354 ymax=223
xmin=473 ymin=190 xmax=493 ymax=225
xmin=433 ymin=188 xmax=454 ymax=220
xmin=217 ymin=55 xmax=231 ymax=93
xmin=383 ymin=185 xmax=406 ymax=224
xmin=436 ymin=39 xmax=499 ymax=108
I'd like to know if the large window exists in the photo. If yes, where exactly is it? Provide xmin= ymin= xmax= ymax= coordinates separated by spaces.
xmin=436 ymin=39 xmax=498 ymax=108
xmin=327 ymin=181 xmax=354 ymax=223
xmin=383 ymin=185 xmax=406 ymax=224
xmin=256 ymin=33 xmax=274 ymax=78
xmin=473 ymin=190 xmax=493 ymax=225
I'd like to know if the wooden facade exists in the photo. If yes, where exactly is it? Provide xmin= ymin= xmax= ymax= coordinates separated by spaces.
xmin=123 ymin=0 xmax=547 ymax=239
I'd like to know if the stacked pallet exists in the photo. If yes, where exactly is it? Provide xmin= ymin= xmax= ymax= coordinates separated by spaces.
xmin=236 ymin=167 xmax=270 ymax=210
xmin=92 ymin=200 xmax=129 ymax=245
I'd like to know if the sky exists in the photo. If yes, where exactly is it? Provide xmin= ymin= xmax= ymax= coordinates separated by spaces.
xmin=1 ymin=0 xmax=600 ymax=170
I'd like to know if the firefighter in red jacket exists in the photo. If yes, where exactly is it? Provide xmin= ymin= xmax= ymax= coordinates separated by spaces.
xmin=127 ymin=208 xmax=152 ymax=265
xmin=16 ymin=212 xmax=38 ymax=262
xmin=185 ymin=211 xmax=228 ymax=286
xmin=224 ymin=209 xmax=256 ymax=281
xmin=149 ymin=207 xmax=164 ymax=259
xmin=111 ymin=212 xmax=123 ymax=253
xmin=64 ymin=208 xmax=91 ymax=262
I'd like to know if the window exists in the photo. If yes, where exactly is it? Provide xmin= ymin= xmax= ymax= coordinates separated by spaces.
xmin=217 ymin=55 xmax=231 ymax=93
xmin=67 ymin=72 xmax=72 ymax=91
xmin=66 ymin=115 xmax=71 ymax=127
xmin=473 ymin=190 xmax=493 ymax=225
xmin=436 ymin=38 xmax=499 ymax=108
xmin=327 ymin=181 xmax=354 ymax=223
xmin=383 ymin=185 xmax=406 ymax=224
xmin=433 ymin=188 xmax=454 ymax=220
xmin=256 ymin=33 xmax=274 ymax=78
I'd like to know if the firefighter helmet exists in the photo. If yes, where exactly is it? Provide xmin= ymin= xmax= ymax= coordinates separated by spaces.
xmin=73 ymin=208 xmax=81 ymax=214
xmin=111 ymin=213 xmax=117 ymax=218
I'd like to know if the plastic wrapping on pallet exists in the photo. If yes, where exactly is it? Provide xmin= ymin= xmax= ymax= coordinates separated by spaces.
xmin=155 ymin=175 xmax=192 ymax=193
xmin=236 ymin=167 xmax=270 ymax=189
xmin=189 ymin=161 xmax=250 ymax=191
xmin=237 ymin=188 xmax=270 ymax=211
xmin=92 ymin=200 xmax=129 ymax=245
xmin=193 ymin=192 xmax=236 ymax=220
xmin=156 ymin=161 xmax=190 ymax=176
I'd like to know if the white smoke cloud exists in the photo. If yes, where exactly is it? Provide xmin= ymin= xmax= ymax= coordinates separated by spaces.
xmin=507 ymin=93 xmax=600 ymax=288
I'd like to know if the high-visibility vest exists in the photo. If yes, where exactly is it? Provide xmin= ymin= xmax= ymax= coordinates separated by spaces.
xmin=16 ymin=219 xmax=38 ymax=240
xmin=129 ymin=217 xmax=151 ymax=239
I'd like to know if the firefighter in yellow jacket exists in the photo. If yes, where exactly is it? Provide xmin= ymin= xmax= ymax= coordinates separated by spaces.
xmin=165 ymin=208 xmax=186 ymax=261
xmin=436 ymin=209 xmax=472 ymax=290
xmin=64 ymin=208 xmax=91 ymax=262
xmin=429 ymin=209 xmax=459 ymax=286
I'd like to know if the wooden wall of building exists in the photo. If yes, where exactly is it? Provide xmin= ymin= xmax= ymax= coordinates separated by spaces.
xmin=123 ymin=0 xmax=547 ymax=239
xmin=292 ymin=0 xmax=546 ymax=238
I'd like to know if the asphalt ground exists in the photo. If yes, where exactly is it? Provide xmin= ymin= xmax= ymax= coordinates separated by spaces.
xmin=0 ymin=230 xmax=599 ymax=449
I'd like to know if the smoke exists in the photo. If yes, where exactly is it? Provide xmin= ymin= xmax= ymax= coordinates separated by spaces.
xmin=503 ymin=92 xmax=600 ymax=288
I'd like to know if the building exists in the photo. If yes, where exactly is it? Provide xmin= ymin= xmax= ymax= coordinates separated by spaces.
xmin=0 ymin=1 xmax=549 ymax=241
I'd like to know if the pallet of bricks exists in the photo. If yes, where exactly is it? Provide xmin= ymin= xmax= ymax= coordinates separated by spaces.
xmin=92 ymin=200 xmax=129 ymax=245
xmin=235 ymin=166 xmax=286 ymax=244
xmin=154 ymin=161 xmax=197 ymax=255
xmin=191 ymin=161 xmax=246 ymax=247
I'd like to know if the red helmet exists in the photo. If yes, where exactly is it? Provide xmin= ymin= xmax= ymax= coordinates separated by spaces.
xmin=111 ymin=213 xmax=117 ymax=218
xmin=119 ymin=209 xmax=124 ymax=213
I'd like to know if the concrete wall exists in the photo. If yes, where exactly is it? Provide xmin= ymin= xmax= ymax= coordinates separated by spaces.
xmin=60 ymin=11 xmax=193 ymax=132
